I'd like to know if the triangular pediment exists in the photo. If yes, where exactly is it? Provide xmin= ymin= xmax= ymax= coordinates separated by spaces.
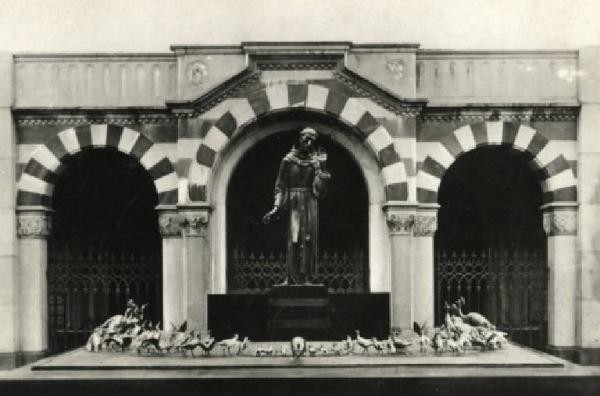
xmin=166 ymin=42 xmax=426 ymax=117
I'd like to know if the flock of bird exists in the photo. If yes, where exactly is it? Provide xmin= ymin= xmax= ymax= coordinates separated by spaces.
xmin=86 ymin=297 xmax=508 ymax=357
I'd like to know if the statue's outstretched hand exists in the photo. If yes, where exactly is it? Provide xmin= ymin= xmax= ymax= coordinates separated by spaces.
xmin=263 ymin=207 xmax=279 ymax=224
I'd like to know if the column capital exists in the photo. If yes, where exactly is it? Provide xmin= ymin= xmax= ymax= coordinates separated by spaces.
xmin=16 ymin=206 xmax=52 ymax=239
xmin=178 ymin=204 xmax=211 ymax=237
xmin=541 ymin=203 xmax=578 ymax=236
xmin=383 ymin=202 xmax=416 ymax=235
xmin=156 ymin=206 xmax=182 ymax=238
xmin=414 ymin=204 xmax=439 ymax=237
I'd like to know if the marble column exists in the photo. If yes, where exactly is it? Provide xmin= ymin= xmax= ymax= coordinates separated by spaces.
xmin=413 ymin=205 xmax=438 ymax=328
xmin=383 ymin=203 xmax=416 ymax=332
xmin=179 ymin=204 xmax=211 ymax=333
xmin=16 ymin=207 xmax=51 ymax=361
xmin=543 ymin=204 xmax=577 ymax=352
xmin=157 ymin=206 xmax=185 ymax=328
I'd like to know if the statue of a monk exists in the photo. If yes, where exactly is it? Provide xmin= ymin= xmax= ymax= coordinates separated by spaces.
xmin=263 ymin=127 xmax=331 ymax=285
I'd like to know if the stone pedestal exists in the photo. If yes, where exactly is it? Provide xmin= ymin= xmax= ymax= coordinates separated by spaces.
xmin=179 ymin=205 xmax=211 ymax=333
xmin=383 ymin=203 xmax=416 ymax=332
xmin=543 ymin=204 xmax=577 ymax=349
xmin=412 ymin=205 xmax=438 ymax=328
xmin=16 ymin=207 xmax=51 ymax=359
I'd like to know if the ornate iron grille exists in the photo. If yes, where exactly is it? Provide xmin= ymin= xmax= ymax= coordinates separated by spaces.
xmin=228 ymin=249 xmax=368 ymax=294
xmin=435 ymin=249 xmax=548 ymax=350
xmin=47 ymin=244 xmax=162 ymax=353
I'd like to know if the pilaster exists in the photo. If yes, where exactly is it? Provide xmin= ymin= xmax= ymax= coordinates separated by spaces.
xmin=383 ymin=202 xmax=416 ymax=332
xmin=0 ymin=52 xmax=19 ymax=369
xmin=575 ymin=46 xmax=600 ymax=364
xmin=179 ymin=204 xmax=211 ymax=333
xmin=542 ymin=203 xmax=577 ymax=350
xmin=16 ymin=207 xmax=51 ymax=360
xmin=157 ymin=206 xmax=185 ymax=328
xmin=412 ymin=205 xmax=438 ymax=328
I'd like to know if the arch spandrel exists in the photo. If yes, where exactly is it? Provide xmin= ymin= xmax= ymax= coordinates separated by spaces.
xmin=17 ymin=124 xmax=178 ymax=208
xmin=417 ymin=121 xmax=578 ymax=205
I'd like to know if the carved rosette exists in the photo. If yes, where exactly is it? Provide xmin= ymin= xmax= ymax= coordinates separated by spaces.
xmin=17 ymin=211 xmax=51 ymax=238
xmin=180 ymin=210 xmax=210 ymax=237
xmin=414 ymin=214 xmax=437 ymax=237
xmin=158 ymin=211 xmax=182 ymax=238
xmin=385 ymin=211 xmax=415 ymax=235
xmin=543 ymin=209 xmax=577 ymax=236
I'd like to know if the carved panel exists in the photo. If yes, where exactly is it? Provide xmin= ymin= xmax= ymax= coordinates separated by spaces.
xmin=180 ymin=209 xmax=210 ymax=237
xmin=158 ymin=211 xmax=182 ymax=238
xmin=385 ymin=211 xmax=415 ymax=235
xmin=414 ymin=214 xmax=437 ymax=237
xmin=14 ymin=56 xmax=177 ymax=107
xmin=17 ymin=211 xmax=51 ymax=238
xmin=417 ymin=52 xmax=578 ymax=103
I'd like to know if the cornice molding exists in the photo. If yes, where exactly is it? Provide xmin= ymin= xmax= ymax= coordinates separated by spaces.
xmin=166 ymin=68 xmax=261 ymax=118
xmin=334 ymin=68 xmax=427 ymax=117
xmin=418 ymin=104 xmax=580 ymax=123
xmin=13 ymin=108 xmax=176 ymax=126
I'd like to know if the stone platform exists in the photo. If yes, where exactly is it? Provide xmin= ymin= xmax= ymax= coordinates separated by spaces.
xmin=31 ymin=342 xmax=562 ymax=370
xmin=1 ymin=343 xmax=599 ymax=396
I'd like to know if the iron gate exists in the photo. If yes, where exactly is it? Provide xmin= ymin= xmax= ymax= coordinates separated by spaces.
xmin=228 ymin=249 xmax=368 ymax=294
xmin=435 ymin=249 xmax=547 ymax=350
xmin=47 ymin=244 xmax=162 ymax=353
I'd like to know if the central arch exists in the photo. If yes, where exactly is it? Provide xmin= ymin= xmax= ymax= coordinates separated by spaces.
xmin=208 ymin=109 xmax=391 ymax=293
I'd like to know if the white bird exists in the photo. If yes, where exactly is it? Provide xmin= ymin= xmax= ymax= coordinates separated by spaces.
xmin=354 ymin=330 xmax=374 ymax=354
xmin=218 ymin=334 xmax=239 ymax=355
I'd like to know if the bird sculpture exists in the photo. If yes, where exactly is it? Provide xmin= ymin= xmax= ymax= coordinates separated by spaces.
xmin=390 ymin=331 xmax=412 ymax=352
xmin=372 ymin=338 xmax=386 ymax=354
xmin=179 ymin=330 xmax=203 ymax=356
xmin=413 ymin=321 xmax=431 ymax=352
xmin=454 ymin=297 xmax=495 ymax=329
xmin=354 ymin=330 xmax=374 ymax=354
xmin=237 ymin=336 xmax=250 ymax=356
xmin=217 ymin=334 xmax=240 ymax=355
xmin=198 ymin=330 xmax=216 ymax=356
xmin=431 ymin=329 xmax=446 ymax=353
xmin=291 ymin=336 xmax=306 ymax=359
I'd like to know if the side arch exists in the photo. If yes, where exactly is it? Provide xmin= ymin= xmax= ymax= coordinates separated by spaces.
xmin=188 ymin=82 xmax=408 ymax=202
xmin=17 ymin=124 xmax=178 ymax=208
xmin=417 ymin=121 xmax=577 ymax=204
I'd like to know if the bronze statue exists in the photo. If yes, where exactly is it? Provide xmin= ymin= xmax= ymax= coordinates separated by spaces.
xmin=263 ymin=127 xmax=331 ymax=285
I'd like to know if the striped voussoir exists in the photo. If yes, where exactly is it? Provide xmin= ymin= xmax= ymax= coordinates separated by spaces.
xmin=417 ymin=121 xmax=577 ymax=204
xmin=189 ymin=82 xmax=408 ymax=202
xmin=17 ymin=124 xmax=178 ymax=208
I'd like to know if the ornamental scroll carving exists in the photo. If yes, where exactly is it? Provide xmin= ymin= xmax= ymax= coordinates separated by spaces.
xmin=414 ymin=214 xmax=437 ymax=237
xmin=543 ymin=210 xmax=577 ymax=236
xmin=17 ymin=212 xmax=51 ymax=238
xmin=385 ymin=212 xmax=415 ymax=235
